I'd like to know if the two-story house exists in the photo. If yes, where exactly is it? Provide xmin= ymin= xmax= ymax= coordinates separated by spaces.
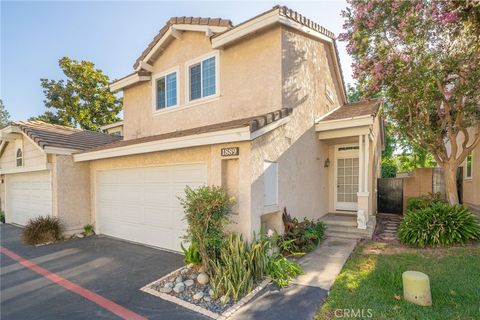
xmin=0 ymin=6 xmax=384 ymax=251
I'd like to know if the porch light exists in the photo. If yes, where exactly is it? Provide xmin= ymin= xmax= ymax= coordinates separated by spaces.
xmin=324 ymin=158 xmax=330 ymax=168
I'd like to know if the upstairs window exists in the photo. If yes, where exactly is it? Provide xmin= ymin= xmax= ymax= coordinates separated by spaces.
xmin=465 ymin=151 xmax=472 ymax=179
xmin=154 ymin=71 xmax=177 ymax=110
xmin=189 ymin=55 xmax=217 ymax=101
xmin=16 ymin=148 xmax=23 ymax=167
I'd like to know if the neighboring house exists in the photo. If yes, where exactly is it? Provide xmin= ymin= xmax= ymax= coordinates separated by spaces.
xmin=0 ymin=121 xmax=121 ymax=233
xmin=100 ymin=121 xmax=124 ymax=136
xmin=1 ymin=6 xmax=384 ymax=251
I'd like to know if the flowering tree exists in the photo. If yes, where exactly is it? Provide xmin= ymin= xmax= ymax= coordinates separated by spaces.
xmin=341 ymin=0 xmax=480 ymax=204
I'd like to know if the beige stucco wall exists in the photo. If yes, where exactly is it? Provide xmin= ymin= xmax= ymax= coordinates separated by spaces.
xmin=88 ymin=142 xmax=253 ymax=238
xmin=123 ymin=27 xmax=283 ymax=140
xmin=249 ymin=26 xmax=345 ymax=233
xmin=462 ymin=141 xmax=480 ymax=209
xmin=403 ymin=168 xmax=434 ymax=213
xmin=0 ymin=135 xmax=46 ymax=170
xmin=52 ymin=155 xmax=91 ymax=233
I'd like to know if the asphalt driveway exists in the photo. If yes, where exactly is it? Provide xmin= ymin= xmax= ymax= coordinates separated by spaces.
xmin=0 ymin=224 xmax=208 ymax=320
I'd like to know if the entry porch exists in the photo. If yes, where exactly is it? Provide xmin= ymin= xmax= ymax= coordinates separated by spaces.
xmin=315 ymin=100 xmax=384 ymax=238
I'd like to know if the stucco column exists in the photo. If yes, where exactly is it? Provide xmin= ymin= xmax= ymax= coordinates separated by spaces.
xmin=357 ymin=134 xmax=370 ymax=229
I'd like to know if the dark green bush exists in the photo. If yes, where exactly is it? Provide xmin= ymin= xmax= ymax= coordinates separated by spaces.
xmin=180 ymin=185 xmax=233 ymax=271
xmin=407 ymin=192 xmax=447 ymax=211
xmin=381 ymin=159 xmax=397 ymax=178
xmin=0 ymin=210 xmax=5 ymax=223
xmin=279 ymin=209 xmax=326 ymax=255
xmin=398 ymin=203 xmax=480 ymax=247
xmin=22 ymin=216 xmax=63 ymax=245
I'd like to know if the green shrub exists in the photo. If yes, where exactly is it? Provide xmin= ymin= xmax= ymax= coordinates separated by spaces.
xmin=22 ymin=216 xmax=63 ymax=245
xmin=267 ymin=256 xmax=303 ymax=287
xmin=180 ymin=242 xmax=202 ymax=265
xmin=407 ymin=193 xmax=446 ymax=211
xmin=0 ymin=210 xmax=5 ymax=223
xmin=381 ymin=159 xmax=397 ymax=178
xmin=406 ymin=197 xmax=427 ymax=211
xmin=398 ymin=203 xmax=480 ymax=247
xmin=83 ymin=224 xmax=95 ymax=236
xmin=180 ymin=185 xmax=233 ymax=271
xmin=279 ymin=209 xmax=326 ymax=255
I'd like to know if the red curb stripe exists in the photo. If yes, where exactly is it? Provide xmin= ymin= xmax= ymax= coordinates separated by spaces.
xmin=0 ymin=246 xmax=147 ymax=320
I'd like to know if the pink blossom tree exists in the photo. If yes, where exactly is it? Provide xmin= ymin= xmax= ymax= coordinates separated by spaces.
xmin=341 ymin=0 xmax=480 ymax=204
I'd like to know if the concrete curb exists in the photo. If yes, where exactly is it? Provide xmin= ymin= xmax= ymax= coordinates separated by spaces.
xmin=140 ymin=266 xmax=271 ymax=319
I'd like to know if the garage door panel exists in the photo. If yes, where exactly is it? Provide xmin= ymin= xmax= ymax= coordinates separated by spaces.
xmin=99 ymin=186 xmax=144 ymax=203
xmin=97 ymin=163 xmax=206 ymax=252
xmin=143 ymin=186 xmax=173 ymax=204
xmin=7 ymin=171 xmax=51 ymax=226
xmin=144 ymin=208 xmax=183 ymax=229
xmin=99 ymin=203 xmax=144 ymax=224
xmin=143 ymin=167 xmax=172 ymax=182
xmin=173 ymin=167 xmax=206 ymax=182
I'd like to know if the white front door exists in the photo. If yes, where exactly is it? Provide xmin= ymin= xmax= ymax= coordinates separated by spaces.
xmin=336 ymin=146 xmax=359 ymax=211
xmin=96 ymin=163 xmax=206 ymax=252
xmin=6 ymin=171 xmax=52 ymax=225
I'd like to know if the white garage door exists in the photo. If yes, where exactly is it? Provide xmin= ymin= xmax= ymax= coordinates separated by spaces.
xmin=96 ymin=163 xmax=206 ymax=252
xmin=6 ymin=171 xmax=52 ymax=226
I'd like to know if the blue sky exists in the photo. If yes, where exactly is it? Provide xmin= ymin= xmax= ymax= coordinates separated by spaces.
xmin=1 ymin=1 xmax=352 ymax=121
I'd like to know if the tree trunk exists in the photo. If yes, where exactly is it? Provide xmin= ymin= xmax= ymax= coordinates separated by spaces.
xmin=443 ymin=165 xmax=459 ymax=205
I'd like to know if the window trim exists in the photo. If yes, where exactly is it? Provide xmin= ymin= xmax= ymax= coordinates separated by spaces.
xmin=184 ymin=51 xmax=220 ymax=105
xmin=151 ymin=66 xmax=180 ymax=114
xmin=263 ymin=160 xmax=279 ymax=209
xmin=16 ymin=148 xmax=23 ymax=167
xmin=464 ymin=151 xmax=473 ymax=180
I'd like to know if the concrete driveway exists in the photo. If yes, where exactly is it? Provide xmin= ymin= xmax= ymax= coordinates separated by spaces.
xmin=0 ymin=224 xmax=208 ymax=320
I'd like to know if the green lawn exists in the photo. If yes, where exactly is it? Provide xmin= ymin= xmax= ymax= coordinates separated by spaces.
xmin=317 ymin=241 xmax=480 ymax=320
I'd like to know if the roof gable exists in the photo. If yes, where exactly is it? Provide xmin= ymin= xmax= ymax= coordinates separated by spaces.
xmin=11 ymin=121 xmax=122 ymax=153
xmin=133 ymin=16 xmax=232 ymax=70
xmin=111 ymin=6 xmax=347 ymax=102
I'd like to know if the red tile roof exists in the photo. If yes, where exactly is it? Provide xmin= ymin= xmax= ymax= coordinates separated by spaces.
xmin=14 ymin=121 xmax=122 ymax=151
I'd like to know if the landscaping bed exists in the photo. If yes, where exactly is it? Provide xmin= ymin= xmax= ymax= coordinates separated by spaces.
xmin=317 ymin=241 xmax=480 ymax=320
xmin=147 ymin=265 xmax=235 ymax=315
xmin=142 ymin=186 xmax=327 ymax=318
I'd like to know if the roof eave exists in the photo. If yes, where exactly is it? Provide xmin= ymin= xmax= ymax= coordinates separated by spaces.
xmin=315 ymin=114 xmax=375 ymax=132
xmin=109 ymin=73 xmax=151 ymax=92
xmin=74 ymin=114 xmax=292 ymax=162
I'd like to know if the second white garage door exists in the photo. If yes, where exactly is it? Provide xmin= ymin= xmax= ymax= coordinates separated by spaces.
xmin=6 ymin=171 xmax=52 ymax=226
xmin=96 ymin=163 xmax=207 ymax=252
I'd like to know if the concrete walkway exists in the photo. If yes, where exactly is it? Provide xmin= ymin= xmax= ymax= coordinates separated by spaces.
xmin=231 ymin=237 xmax=357 ymax=320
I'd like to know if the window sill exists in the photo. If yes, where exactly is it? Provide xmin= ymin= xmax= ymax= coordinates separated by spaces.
xmin=184 ymin=94 xmax=220 ymax=108
xmin=263 ymin=205 xmax=280 ymax=215
xmin=152 ymin=96 xmax=220 ymax=117
xmin=464 ymin=177 xmax=473 ymax=181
